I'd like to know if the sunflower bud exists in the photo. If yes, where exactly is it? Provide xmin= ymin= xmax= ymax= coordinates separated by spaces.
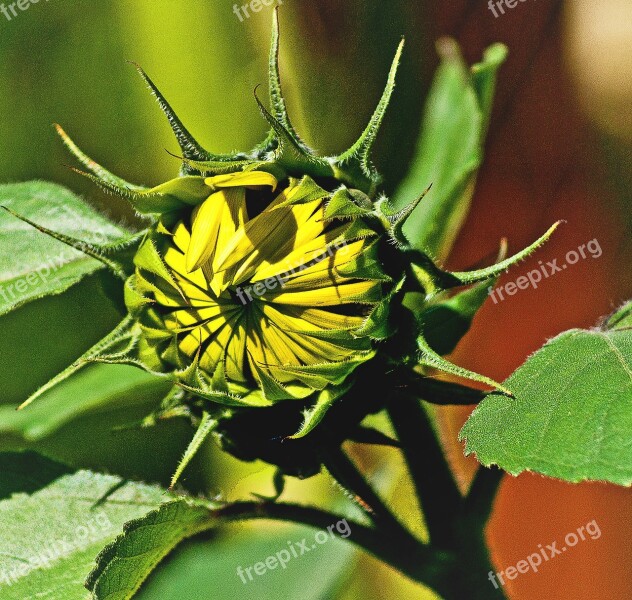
xmin=20 ymin=12 xmax=557 ymax=481
xmin=30 ymin=11 xmax=414 ymax=481
xmin=126 ymin=171 xmax=391 ymax=406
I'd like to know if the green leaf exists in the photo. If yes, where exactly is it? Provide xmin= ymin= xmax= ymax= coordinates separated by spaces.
xmin=15 ymin=316 xmax=138 ymax=411
xmin=267 ymin=7 xmax=310 ymax=155
xmin=404 ymin=376 xmax=485 ymax=406
xmin=290 ymin=383 xmax=352 ymax=439
xmin=55 ymin=124 xmax=148 ymax=193
xmin=124 ymin=68 xmax=215 ymax=163
xmin=460 ymin=302 xmax=632 ymax=486
xmin=87 ymin=496 xmax=361 ymax=600
xmin=0 ymin=364 xmax=171 ymax=442
xmin=87 ymin=500 xmax=217 ymax=600
xmin=417 ymin=280 xmax=492 ymax=356
xmin=0 ymin=181 xmax=131 ymax=315
xmin=604 ymin=301 xmax=632 ymax=329
xmin=135 ymin=523 xmax=357 ymax=600
xmin=335 ymin=39 xmax=405 ymax=188
xmin=0 ymin=451 xmax=171 ymax=600
xmin=393 ymin=40 xmax=507 ymax=260
xmin=410 ymin=222 xmax=559 ymax=299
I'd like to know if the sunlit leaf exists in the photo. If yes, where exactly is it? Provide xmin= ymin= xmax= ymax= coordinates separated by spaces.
xmin=460 ymin=302 xmax=632 ymax=485
xmin=0 ymin=182 xmax=132 ymax=316
xmin=0 ymin=452 xmax=170 ymax=600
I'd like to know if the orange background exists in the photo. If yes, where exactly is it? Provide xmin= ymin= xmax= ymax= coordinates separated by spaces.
xmin=435 ymin=1 xmax=632 ymax=598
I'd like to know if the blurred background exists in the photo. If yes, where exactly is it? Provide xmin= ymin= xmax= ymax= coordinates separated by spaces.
xmin=0 ymin=0 xmax=630 ymax=598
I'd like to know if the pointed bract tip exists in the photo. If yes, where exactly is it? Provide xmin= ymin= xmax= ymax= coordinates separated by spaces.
xmin=334 ymin=37 xmax=406 ymax=181
xmin=498 ymin=237 xmax=508 ymax=257
xmin=436 ymin=37 xmax=461 ymax=60
xmin=541 ymin=220 xmax=563 ymax=240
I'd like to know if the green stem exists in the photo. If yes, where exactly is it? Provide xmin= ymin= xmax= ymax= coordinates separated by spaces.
xmin=387 ymin=392 xmax=462 ymax=549
xmin=465 ymin=465 xmax=505 ymax=522
xmin=428 ymin=530 xmax=507 ymax=600
xmin=321 ymin=446 xmax=417 ymax=546
xmin=387 ymin=393 xmax=507 ymax=599
xmin=450 ymin=467 xmax=507 ymax=598
xmin=214 ymin=470 xmax=505 ymax=599
xmin=214 ymin=399 xmax=506 ymax=598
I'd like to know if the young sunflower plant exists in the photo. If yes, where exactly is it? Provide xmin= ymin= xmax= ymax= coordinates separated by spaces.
xmin=6 ymin=11 xmax=558 ymax=598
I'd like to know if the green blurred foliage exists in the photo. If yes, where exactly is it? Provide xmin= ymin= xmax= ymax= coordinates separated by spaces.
xmin=0 ymin=0 xmax=281 ymax=489
xmin=136 ymin=525 xmax=356 ymax=600
xmin=0 ymin=1 xmax=268 ymax=219
xmin=0 ymin=273 xmax=120 ymax=402
xmin=0 ymin=272 xmax=203 ymax=488
xmin=0 ymin=1 xmax=434 ymax=206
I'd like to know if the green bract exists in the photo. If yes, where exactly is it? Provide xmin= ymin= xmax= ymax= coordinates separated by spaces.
xmin=12 ymin=13 xmax=557 ymax=482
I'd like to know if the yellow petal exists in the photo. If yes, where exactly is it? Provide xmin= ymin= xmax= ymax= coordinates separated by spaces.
xmin=198 ymin=321 xmax=235 ymax=373
xmin=265 ymin=279 xmax=381 ymax=307
xmin=251 ymin=236 xmax=361 ymax=286
xmin=186 ymin=192 xmax=222 ymax=273
xmin=225 ymin=320 xmax=248 ymax=383
xmin=280 ymin=305 xmax=365 ymax=330
xmin=164 ymin=246 xmax=208 ymax=292
xmin=214 ymin=200 xmax=323 ymax=279
xmin=260 ymin=304 xmax=357 ymax=332
xmin=255 ymin=315 xmax=298 ymax=366
xmin=172 ymin=221 xmax=191 ymax=254
xmin=208 ymin=187 xmax=249 ymax=295
xmin=205 ymin=171 xmax=277 ymax=191
xmin=261 ymin=306 xmax=357 ymax=362
xmin=149 ymin=176 xmax=211 ymax=204
xmin=186 ymin=188 xmax=245 ymax=274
